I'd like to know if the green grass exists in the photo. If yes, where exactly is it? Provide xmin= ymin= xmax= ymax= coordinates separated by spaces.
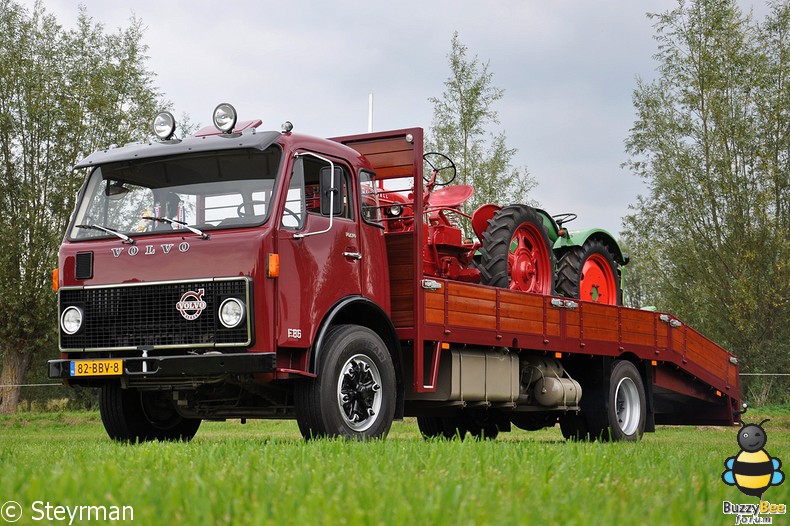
xmin=1 ymin=409 xmax=789 ymax=525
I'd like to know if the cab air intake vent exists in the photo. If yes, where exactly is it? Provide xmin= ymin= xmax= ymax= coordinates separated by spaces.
xmin=75 ymin=252 xmax=94 ymax=280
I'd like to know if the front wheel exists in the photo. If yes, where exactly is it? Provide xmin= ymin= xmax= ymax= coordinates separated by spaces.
xmin=295 ymin=325 xmax=396 ymax=440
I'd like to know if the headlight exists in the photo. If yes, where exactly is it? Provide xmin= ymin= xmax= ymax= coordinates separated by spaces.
xmin=388 ymin=204 xmax=403 ymax=217
xmin=213 ymin=103 xmax=237 ymax=133
xmin=60 ymin=306 xmax=84 ymax=335
xmin=219 ymin=298 xmax=245 ymax=329
xmin=153 ymin=111 xmax=176 ymax=140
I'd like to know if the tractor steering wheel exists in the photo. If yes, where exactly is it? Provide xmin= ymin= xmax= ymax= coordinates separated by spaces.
xmin=423 ymin=152 xmax=457 ymax=186
xmin=552 ymin=213 xmax=578 ymax=227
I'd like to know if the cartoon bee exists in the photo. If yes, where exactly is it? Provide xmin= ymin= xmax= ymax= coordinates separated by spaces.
xmin=722 ymin=419 xmax=784 ymax=499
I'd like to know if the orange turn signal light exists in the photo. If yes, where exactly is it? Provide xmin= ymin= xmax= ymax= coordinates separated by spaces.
xmin=52 ymin=268 xmax=59 ymax=291
xmin=267 ymin=253 xmax=280 ymax=278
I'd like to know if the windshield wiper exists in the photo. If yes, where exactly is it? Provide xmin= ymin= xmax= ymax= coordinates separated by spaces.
xmin=76 ymin=224 xmax=136 ymax=244
xmin=141 ymin=216 xmax=210 ymax=240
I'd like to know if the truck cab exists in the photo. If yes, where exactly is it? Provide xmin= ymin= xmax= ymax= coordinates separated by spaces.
xmin=50 ymin=107 xmax=402 ymax=440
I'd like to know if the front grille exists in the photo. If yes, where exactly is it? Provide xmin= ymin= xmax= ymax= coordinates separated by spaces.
xmin=60 ymin=278 xmax=253 ymax=351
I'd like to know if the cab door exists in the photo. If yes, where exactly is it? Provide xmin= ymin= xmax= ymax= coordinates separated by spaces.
xmin=276 ymin=153 xmax=361 ymax=348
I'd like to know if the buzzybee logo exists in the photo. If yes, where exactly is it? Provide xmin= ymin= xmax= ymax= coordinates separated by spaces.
xmin=721 ymin=419 xmax=786 ymax=524
xmin=722 ymin=419 xmax=784 ymax=498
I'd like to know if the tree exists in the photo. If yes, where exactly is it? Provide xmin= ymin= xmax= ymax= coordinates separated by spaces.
xmin=622 ymin=0 xmax=790 ymax=402
xmin=428 ymin=32 xmax=537 ymax=236
xmin=0 ymin=0 xmax=165 ymax=413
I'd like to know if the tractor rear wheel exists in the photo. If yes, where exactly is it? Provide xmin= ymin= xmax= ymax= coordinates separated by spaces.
xmin=556 ymin=239 xmax=621 ymax=305
xmin=479 ymin=205 xmax=555 ymax=294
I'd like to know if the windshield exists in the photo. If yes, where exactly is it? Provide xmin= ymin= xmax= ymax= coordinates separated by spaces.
xmin=68 ymin=146 xmax=282 ymax=240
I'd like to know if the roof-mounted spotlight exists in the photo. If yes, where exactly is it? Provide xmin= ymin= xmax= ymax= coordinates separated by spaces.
xmin=153 ymin=111 xmax=177 ymax=140
xmin=281 ymin=121 xmax=294 ymax=133
xmin=213 ymin=103 xmax=237 ymax=133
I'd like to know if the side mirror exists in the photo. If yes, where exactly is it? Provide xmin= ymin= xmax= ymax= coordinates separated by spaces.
xmin=320 ymin=166 xmax=343 ymax=216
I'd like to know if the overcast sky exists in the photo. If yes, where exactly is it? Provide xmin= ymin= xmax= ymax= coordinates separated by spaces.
xmin=17 ymin=0 xmax=770 ymax=234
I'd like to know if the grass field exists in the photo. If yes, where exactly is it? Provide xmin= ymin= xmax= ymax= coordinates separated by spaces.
xmin=1 ymin=408 xmax=788 ymax=526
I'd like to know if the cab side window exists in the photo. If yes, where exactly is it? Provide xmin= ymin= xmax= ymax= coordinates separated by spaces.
xmin=281 ymin=160 xmax=306 ymax=229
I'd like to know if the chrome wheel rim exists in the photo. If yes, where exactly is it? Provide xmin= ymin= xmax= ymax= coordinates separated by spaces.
xmin=336 ymin=354 xmax=382 ymax=432
xmin=614 ymin=377 xmax=640 ymax=436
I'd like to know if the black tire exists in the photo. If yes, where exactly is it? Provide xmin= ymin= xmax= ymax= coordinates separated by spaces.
xmin=417 ymin=416 xmax=460 ymax=439
xmin=479 ymin=205 xmax=556 ymax=294
xmin=99 ymin=382 xmax=200 ymax=442
xmin=605 ymin=360 xmax=646 ymax=441
xmin=556 ymin=239 xmax=622 ymax=305
xmin=417 ymin=411 xmax=499 ymax=440
xmin=511 ymin=413 xmax=557 ymax=432
xmin=559 ymin=361 xmax=645 ymax=442
xmin=295 ymin=325 xmax=396 ymax=440
xmin=559 ymin=396 xmax=606 ymax=441
xmin=463 ymin=411 xmax=500 ymax=440
xmin=559 ymin=413 xmax=589 ymax=441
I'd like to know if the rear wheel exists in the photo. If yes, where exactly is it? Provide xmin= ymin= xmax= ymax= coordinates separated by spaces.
xmin=99 ymin=382 xmax=200 ymax=442
xmin=480 ymin=205 xmax=555 ymax=294
xmin=606 ymin=360 xmax=646 ymax=441
xmin=295 ymin=325 xmax=396 ymax=440
xmin=417 ymin=410 xmax=500 ymax=440
xmin=556 ymin=239 xmax=621 ymax=305
xmin=560 ymin=360 xmax=646 ymax=442
xmin=417 ymin=416 xmax=460 ymax=439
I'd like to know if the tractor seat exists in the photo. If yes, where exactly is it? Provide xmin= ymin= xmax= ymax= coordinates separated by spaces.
xmin=427 ymin=185 xmax=475 ymax=209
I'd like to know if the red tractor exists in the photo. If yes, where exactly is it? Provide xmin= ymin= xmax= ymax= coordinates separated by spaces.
xmin=377 ymin=152 xmax=628 ymax=304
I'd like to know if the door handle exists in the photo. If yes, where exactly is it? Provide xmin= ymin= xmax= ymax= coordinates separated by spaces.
xmin=342 ymin=251 xmax=362 ymax=260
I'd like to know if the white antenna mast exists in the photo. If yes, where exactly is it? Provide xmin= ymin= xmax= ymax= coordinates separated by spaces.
xmin=368 ymin=93 xmax=374 ymax=133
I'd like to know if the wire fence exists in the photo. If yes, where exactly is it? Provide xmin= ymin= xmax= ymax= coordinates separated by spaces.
xmin=1 ymin=373 xmax=788 ymax=388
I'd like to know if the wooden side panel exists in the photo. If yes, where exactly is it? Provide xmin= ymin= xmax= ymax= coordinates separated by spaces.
xmin=685 ymin=327 xmax=727 ymax=380
xmin=446 ymin=282 xmax=496 ymax=330
xmin=345 ymin=138 xmax=416 ymax=180
xmin=386 ymin=233 xmax=414 ymax=327
xmin=500 ymin=292 xmax=544 ymax=335
xmin=581 ymin=302 xmax=619 ymax=342
xmin=566 ymin=307 xmax=580 ymax=339
xmin=425 ymin=289 xmax=444 ymax=325
xmin=621 ymin=308 xmax=656 ymax=347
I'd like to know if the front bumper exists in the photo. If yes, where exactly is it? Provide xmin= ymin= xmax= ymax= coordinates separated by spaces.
xmin=48 ymin=352 xmax=276 ymax=381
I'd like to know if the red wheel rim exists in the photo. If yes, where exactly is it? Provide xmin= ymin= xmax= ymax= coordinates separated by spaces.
xmin=580 ymin=253 xmax=617 ymax=304
xmin=507 ymin=223 xmax=552 ymax=293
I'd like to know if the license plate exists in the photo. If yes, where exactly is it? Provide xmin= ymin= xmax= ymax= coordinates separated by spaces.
xmin=70 ymin=359 xmax=123 ymax=377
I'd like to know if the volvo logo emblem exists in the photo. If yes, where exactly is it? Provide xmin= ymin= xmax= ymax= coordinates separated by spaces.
xmin=176 ymin=288 xmax=207 ymax=320
xmin=112 ymin=242 xmax=189 ymax=258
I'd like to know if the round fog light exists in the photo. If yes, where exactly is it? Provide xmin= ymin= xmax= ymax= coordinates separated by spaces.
xmin=153 ymin=111 xmax=176 ymax=140
xmin=219 ymin=298 xmax=245 ymax=329
xmin=213 ymin=103 xmax=237 ymax=133
xmin=61 ymin=306 xmax=84 ymax=335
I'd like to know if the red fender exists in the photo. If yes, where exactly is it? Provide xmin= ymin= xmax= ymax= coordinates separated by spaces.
xmin=471 ymin=203 xmax=501 ymax=240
